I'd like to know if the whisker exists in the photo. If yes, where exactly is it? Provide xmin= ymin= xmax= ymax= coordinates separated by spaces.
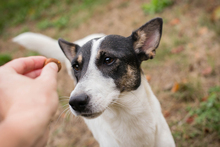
xmin=59 ymin=97 xmax=69 ymax=99
xmin=59 ymin=99 xmax=69 ymax=102
xmin=66 ymin=110 xmax=72 ymax=120
xmin=130 ymin=91 xmax=140 ymax=100
xmin=59 ymin=96 xmax=70 ymax=99
xmin=129 ymin=92 xmax=146 ymax=109
xmin=106 ymin=106 xmax=114 ymax=114
xmin=61 ymin=104 xmax=69 ymax=108
xmin=62 ymin=109 xmax=71 ymax=124
xmin=111 ymin=100 xmax=126 ymax=108
xmin=73 ymin=115 xmax=80 ymax=122
xmin=55 ymin=107 xmax=70 ymax=126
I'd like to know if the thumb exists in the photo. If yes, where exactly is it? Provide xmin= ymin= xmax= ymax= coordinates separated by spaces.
xmin=38 ymin=62 xmax=58 ymax=83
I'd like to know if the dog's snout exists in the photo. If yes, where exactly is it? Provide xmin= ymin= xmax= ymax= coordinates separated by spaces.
xmin=69 ymin=94 xmax=90 ymax=112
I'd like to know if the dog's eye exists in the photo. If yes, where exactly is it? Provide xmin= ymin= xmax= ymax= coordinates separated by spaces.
xmin=104 ymin=57 xmax=115 ymax=65
xmin=72 ymin=64 xmax=80 ymax=71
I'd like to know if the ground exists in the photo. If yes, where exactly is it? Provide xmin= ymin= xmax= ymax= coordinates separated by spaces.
xmin=0 ymin=0 xmax=220 ymax=147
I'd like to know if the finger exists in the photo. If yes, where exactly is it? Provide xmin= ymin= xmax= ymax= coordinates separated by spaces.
xmin=3 ymin=56 xmax=46 ymax=74
xmin=24 ymin=69 xmax=42 ymax=79
xmin=38 ymin=62 xmax=58 ymax=86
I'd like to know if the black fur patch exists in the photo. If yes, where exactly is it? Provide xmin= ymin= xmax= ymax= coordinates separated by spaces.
xmin=71 ymin=40 xmax=93 ymax=82
xmin=71 ymin=35 xmax=142 ymax=92
xmin=97 ymin=35 xmax=141 ymax=92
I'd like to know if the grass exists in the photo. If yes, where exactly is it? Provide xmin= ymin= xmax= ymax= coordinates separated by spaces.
xmin=172 ymin=86 xmax=220 ymax=146
xmin=190 ymin=86 xmax=220 ymax=136
xmin=142 ymin=0 xmax=173 ymax=14
xmin=172 ymin=80 xmax=203 ymax=102
xmin=0 ymin=54 xmax=12 ymax=66
xmin=0 ymin=0 xmax=110 ymax=34
xmin=199 ymin=14 xmax=220 ymax=36
xmin=0 ymin=0 xmax=57 ymax=33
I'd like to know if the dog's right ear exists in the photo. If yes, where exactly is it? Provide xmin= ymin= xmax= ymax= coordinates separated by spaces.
xmin=58 ymin=38 xmax=80 ymax=61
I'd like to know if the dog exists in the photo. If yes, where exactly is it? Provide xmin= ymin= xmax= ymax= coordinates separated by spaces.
xmin=13 ymin=17 xmax=175 ymax=147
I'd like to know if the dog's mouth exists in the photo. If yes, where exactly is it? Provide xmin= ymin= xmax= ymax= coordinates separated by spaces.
xmin=81 ymin=112 xmax=103 ymax=119
xmin=69 ymin=105 xmax=103 ymax=119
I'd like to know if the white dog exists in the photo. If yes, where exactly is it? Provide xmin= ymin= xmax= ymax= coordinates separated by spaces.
xmin=13 ymin=17 xmax=175 ymax=147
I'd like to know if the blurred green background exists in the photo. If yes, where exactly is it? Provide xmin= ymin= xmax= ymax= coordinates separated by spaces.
xmin=0 ymin=0 xmax=220 ymax=146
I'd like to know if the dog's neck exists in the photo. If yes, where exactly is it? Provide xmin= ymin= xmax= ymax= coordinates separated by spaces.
xmin=84 ymin=74 xmax=161 ymax=147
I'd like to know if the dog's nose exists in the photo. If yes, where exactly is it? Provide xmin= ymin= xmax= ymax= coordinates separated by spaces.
xmin=69 ymin=94 xmax=89 ymax=113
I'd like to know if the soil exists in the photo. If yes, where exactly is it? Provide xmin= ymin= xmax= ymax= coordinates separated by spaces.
xmin=0 ymin=0 xmax=220 ymax=147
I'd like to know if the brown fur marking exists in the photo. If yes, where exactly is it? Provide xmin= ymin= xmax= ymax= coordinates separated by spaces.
xmin=120 ymin=65 xmax=138 ymax=91
xmin=148 ymin=51 xmax=155 ymax=58
xmin=70 ymin=46 xmax=76 ymax=57
xmin=77 ymin=54 xmax=83 ymax=64
xmin=133 ymin=30 xmax=146 ymax=52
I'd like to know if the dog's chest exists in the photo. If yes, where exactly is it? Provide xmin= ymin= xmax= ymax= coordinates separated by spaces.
xmin=84 ymin=105 xmax=156 ymax=147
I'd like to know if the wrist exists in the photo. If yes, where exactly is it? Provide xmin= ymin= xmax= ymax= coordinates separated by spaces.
xmin=1 ymin=112 xmax=48 ymax=147
xmin=0 ymin=119 xmax=30 ymax=147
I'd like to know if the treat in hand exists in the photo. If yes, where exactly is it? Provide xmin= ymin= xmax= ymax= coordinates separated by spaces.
xmin=44 ymin=58 xmax=62 ymax=72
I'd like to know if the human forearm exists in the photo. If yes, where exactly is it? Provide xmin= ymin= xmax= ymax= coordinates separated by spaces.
xmin=0 ymin=119 xmax=31 ymax=147
xmin=0 ymin=112 xmax=50 ymax=147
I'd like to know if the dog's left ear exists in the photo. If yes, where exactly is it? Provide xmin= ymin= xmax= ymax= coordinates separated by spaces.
xmin=130 ymin=17 xmax=163 ymax=61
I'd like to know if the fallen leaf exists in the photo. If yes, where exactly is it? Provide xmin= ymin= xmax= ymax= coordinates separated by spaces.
xmin=145 ymin=75 xmax=151 ymax=82
xmin=171 ymin=82 xmax=180 ymax=93
xmin=201 ymin=96 xmax=208 ymax=102
xmin=199 ymin=27 xmax=208 ymax=35
xmin=201 ymin=66 xmax=212 ymax=76
xmin=186 ymin=116 xmax=194 ymax=124
xmin=170 ymin=18 xmax=180 ymax=25
xmin=163 ymin=110 xmax=170 ymax=118
xmin=211 ymin=6 xmax=220 ymax=21
xmin=171 ymin=46 xmax=184 ymax=54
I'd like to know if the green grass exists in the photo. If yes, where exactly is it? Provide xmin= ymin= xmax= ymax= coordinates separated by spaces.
xmin=173 ymin=86 xmax=220 ymax=146
xmin=0 ymin=0 xmax=110 ymax=34
xmin=0 ymin=54 xmax=12 ymax=66
xmin=190 ymin=86 xmax=220 ymax=136
xmin=0 ymin=0 xmax=58 ymax=33
xmin=142 ymin=0 xmax=173 ymax=14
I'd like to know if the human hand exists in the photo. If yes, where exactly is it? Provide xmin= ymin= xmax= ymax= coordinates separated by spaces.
xmin=0 ymin=56 xmax=59 ymax=147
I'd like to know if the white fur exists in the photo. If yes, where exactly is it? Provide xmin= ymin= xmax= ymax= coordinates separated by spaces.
xmin=12 ymin=32 xmax=66 ymax=62
xmin=84 ymin=75 xmax=175 ymax=147
xmin=13 ymin=32 xmax=175 ymax=147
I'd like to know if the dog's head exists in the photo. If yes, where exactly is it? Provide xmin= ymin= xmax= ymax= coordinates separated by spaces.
xmin=58 ymin=18 xmax=163 ymax=118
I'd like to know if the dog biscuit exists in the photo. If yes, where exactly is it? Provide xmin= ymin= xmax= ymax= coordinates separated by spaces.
xmin=44 ymin=58 xmax=62 ymax=72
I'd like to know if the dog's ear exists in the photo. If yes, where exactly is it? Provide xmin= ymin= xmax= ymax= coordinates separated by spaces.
xmin=130 ymin=17 xmax=163 ymax=61
xmin=58 ymin=38 xmax=80 ymax=61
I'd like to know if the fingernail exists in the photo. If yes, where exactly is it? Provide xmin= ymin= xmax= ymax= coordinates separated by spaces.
xmin=48 ymin=62 xmax=58 ymax=71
